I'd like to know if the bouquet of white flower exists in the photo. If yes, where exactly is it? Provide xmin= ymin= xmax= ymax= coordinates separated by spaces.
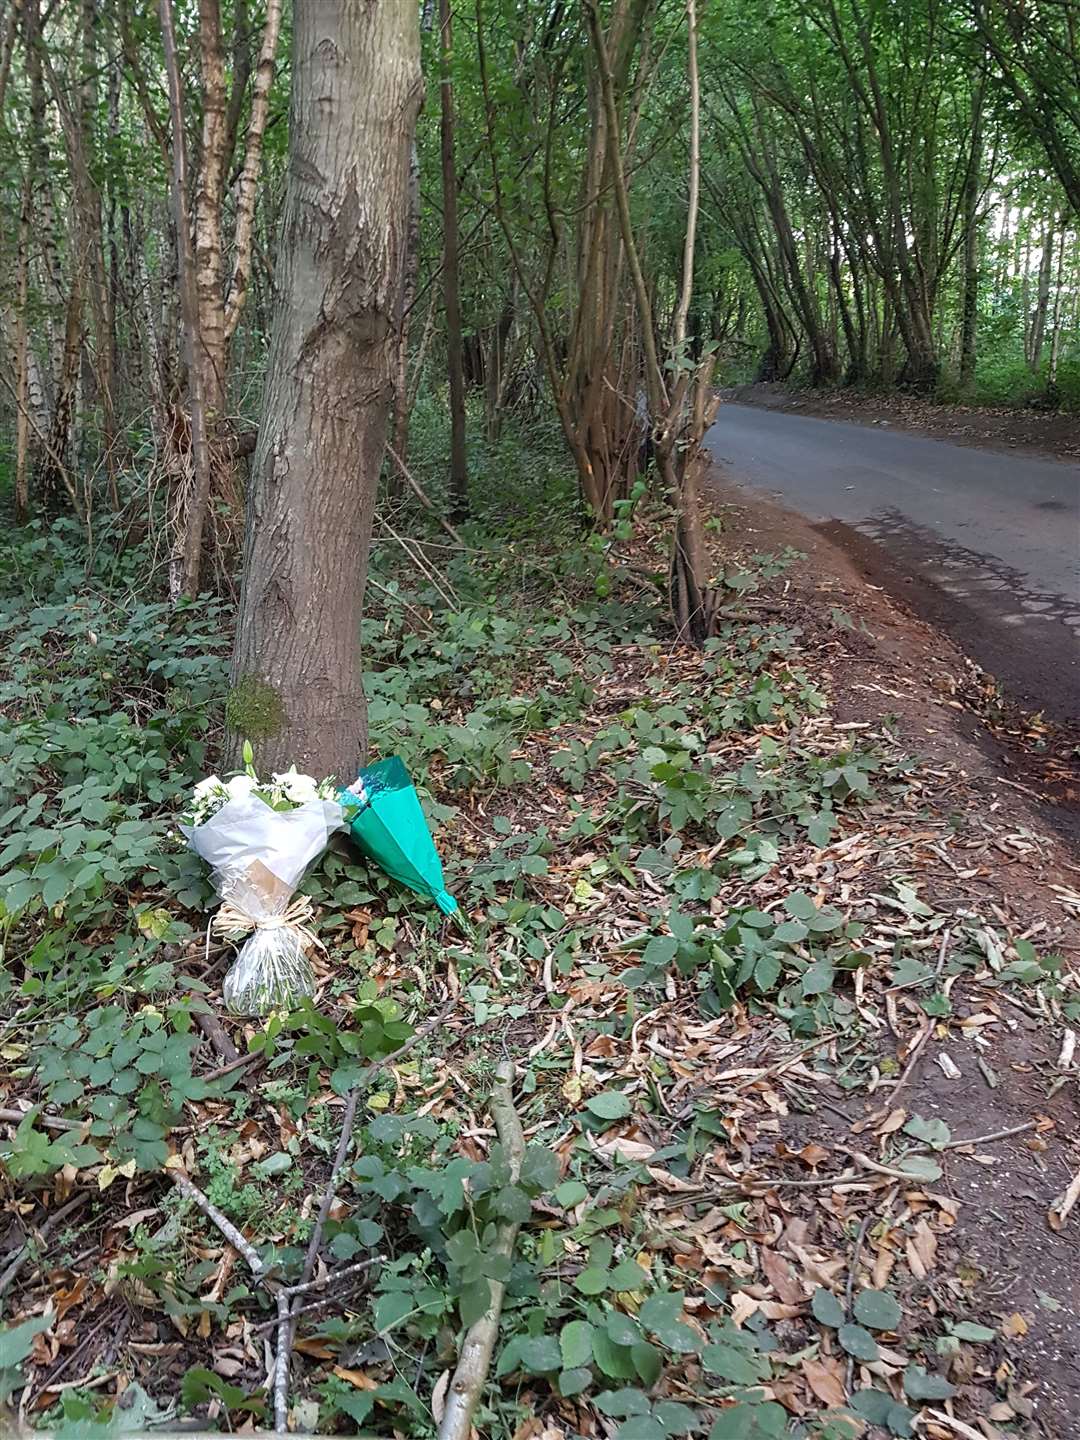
xmin=182 ymin=746 xmax=347 ymax=1014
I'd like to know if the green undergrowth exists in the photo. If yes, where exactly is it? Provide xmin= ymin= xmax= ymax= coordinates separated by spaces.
xmin=0 ymin=447 xmax=1069 ymax=1438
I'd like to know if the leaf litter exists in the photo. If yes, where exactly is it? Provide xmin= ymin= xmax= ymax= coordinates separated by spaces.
xmin=1 ymin=498 xmax=1078 ymax=1439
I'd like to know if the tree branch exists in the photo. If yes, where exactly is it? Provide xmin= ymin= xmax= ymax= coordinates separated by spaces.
xmin=437 ymin=1061 xmax=524 ymax=1440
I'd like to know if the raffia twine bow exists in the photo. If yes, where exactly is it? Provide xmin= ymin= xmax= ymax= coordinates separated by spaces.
xmin=211 ymin=894 xmax=326 ymax=953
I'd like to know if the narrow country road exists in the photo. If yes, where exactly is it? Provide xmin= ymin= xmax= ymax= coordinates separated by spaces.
xmin=706 ymin=402 xmax=1080 ymax=722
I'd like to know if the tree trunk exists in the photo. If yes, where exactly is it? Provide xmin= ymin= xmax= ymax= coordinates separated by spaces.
xmin=14 ymin=166 xmax=32 ymax=522
xmin=959 ymin=64 xmax=985 ymax=391
xmin=160 ymin=0 xmax=215 ymax=599
xmin=230 ymin=0 xmax=422 ymax=780
xmin=1029 ymin=213 xmax=1055 ymax=374
xmin=391 ymin=141 xmax=421 ymax=468
xmin=439 ymin=0 xmax=468 ymax=522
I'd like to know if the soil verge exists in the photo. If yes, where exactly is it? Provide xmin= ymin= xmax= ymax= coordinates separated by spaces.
xmin=708 ymin=465 xmax=1080 ymax=1439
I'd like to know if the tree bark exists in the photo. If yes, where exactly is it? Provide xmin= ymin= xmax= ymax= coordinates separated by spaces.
xmin=223 ymin=0 xmax=283 ymax=342
xmin=230 ymin=0 xmax=423 ymax=780
xmin=13 ymin=165 xmax=32 ymax=522
xmin=1029 ymin=212 xmax=1056 ymax=374
xmin=439 ymin=0 xmax=468 ymax=522
xmin=160 ymin=0 xmax=215 ymax=599
xmin=391 ymin=141 xmax=421 ymax=467
xmin=960 ymin=40 xmax=986 ymax=391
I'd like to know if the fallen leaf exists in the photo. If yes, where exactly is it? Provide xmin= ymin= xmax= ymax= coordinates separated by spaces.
xmin=802 ymin=1356 xmax=846 ymax=1408
xmin=293 ymin=1337 xmax=336 ymax=1359
xmin=333 ymin=1366 xmax=377 ymax=1390
xmin=729 ymin=1290 xmax=760 ymax=1327
xmin=877 ymin=1108 xmax=908 ymax=1135
xmin=762 ymin=1248 xmax=804 ymax=1305
xmin=1002 ymin=1313 xmax=1028 ymax=1338
xmin=906 ymin=1219 xmax=937 ymax=1279
xmin=432 ymin=1368 xmax=450 ymax=1423
xmin=52 ymin=1276 xmax=89 ymax=1322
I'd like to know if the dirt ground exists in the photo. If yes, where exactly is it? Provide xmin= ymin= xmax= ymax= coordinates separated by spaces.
xmin=727 ymin=382 xmax=1080 ymax=463
xmin=707 ymin=467 xmax=1080 ymax=1438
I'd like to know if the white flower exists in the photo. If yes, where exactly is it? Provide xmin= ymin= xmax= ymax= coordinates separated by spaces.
xmin=226 ymin=774 xmax=257 ymax=800
xmin=193 ymin=774 xmax=224 ymax=801
xmin=273 ymin=766 xmax=318 ymax=804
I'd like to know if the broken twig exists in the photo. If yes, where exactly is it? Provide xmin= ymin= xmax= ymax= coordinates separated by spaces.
xmin=437 ymin=1061 xmax=524 ymax=1440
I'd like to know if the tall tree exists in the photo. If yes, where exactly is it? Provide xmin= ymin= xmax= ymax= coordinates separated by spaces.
xmin=438 ymin=0 xmax=468 ymax=521
xmin=230 ymin=0 xmax=423 ymax=779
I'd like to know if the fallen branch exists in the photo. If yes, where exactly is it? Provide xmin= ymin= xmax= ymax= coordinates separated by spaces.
xmin=167 ymin=1166 xmax=268 ymax=1278
xmin=276 ymin=998 xmax=457 ymax=1428
xmin=387 ymin=443 xmax=466 ymax=547
xmin=292 ymin=999 xmax=455 ymax=1308
xmin=0 ymin=1193 xmax=90 ymax=1305
xmin=731 ymin=1032 xmax=839 ymax=1092
xmin=887 ymin=1020 xmax=933 ymax=1099
xmin=1049 ymin=1162 xmax=1080 ymax=1231
xmin=437 ymin=1061 xmax=524 ymax=1440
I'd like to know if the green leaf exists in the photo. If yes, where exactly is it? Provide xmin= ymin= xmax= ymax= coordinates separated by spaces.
xmin=560 ymin=1319 xmax=594 ymax=1370
xmin=0 ymin=1311 xmax=53 ymax=1402
xmin=701 ymin=1343 xmax=761 ymax=1384
xmin=615 ymin=1419 xmax=665 ymax=1440
xmin=811 ymin=1287 xmax=846 ymax=1328
xmin=606 ymin=1311 xmax=640 ymax=1347
xmin=848 ymin=1389 xmax=893 ymax=1423
xmin=754 ymin=952 xmax=782 ymax=991
xmin=253 ymin=1151 xmax=292 ymax=1178
xmin=904 ymin=1114 xmax=951 ymax=1149
xmin=801 ymin=959 xmax=835 ymax=996
xmin=784 ymin=891 xmax=819 ymax=920
xmin=894 ymin=1154 xmax=942 ymax=1182
xmin=558 ymin=1367 xmax=592 ymax=1397
xmin=950 ymin=1321 xmax=996 ymax=1342
xmin=838 ymin=1323 xmax=879 ymax=1361
xmin=596 ymin=1388 xmax=650 ymax=1417
xmin=653 ymin=1401 xmax=699 ymax=1434
xmin=639 ymin=1290 xmax=700 ymax=1352
xmin=591 ymin=1328 xmax=637 ymax=1379
xmin=555 ymin=1179 xmax=588 ymax=1208
xmin=609 ymin=1258 xmax=649 ymax=1290
xmin=374 ymin=1291 xmax=415 ymax=1333
xmin=576 ymin=1267 xmax=611 ymax=1295
xmin=585 ymin=1090 xmax=632 ymax=1121
xmin=630 ymin=1340 xmax=662 ymax=1385
xmin=519 ymin=1145 xmax=559 ymax=1192
xmin=519 ymin=1334 xmax=561 ymax=1373
xmin=902 ymin=1364 xmax=956 ymax=1401
xmin=853 ymin=1289 xmax=902 ymax=1331
xmin=459 ymin=1277 xmax=492 ymax=1326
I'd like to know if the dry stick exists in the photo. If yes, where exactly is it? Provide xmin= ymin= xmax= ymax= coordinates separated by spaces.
xmin=380 ymin=515 xmax=461 ymax=611
xmin=888 ymin=1020 xmax=934 ymax=1100
xmin=168 ymin=1167 xmax=267 ymax=1278
xmin=273 ymin=1290 xmax=291 ymax=1434
xmin=387 ymin=443 xmax=466 ymax=547
xmin=935 ymin=1120 xmax=1038 ymax=1152
xmin=0 ymin=1193 xmax=90 ymax=1304
xmin=0 ymin=1108 xmax=81 ymax=1133
xmin=731 ymin=1031 xmax=840 ymax=1092
xmin=437 ymin=1061 xmax=524 ymax=1440
xmin=273 ymin=1000 xmax=457 ymax=1429
xmin=292 ymin=1000 xmax=456 ymax=1310
xmin=203 ymin=1050 xmax=265 ymax=1084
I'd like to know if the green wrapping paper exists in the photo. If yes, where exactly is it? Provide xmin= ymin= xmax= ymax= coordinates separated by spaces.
xmin=338 ymin=756 xmax=458 ymax=917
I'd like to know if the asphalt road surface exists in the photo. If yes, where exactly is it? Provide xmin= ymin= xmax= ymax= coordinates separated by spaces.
xmin=706 ymin=403 xmax=1080 ymax=723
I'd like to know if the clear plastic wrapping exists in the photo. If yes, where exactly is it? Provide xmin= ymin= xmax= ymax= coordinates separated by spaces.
xmin=183 ymin=793 xmax=344 ymax=1015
